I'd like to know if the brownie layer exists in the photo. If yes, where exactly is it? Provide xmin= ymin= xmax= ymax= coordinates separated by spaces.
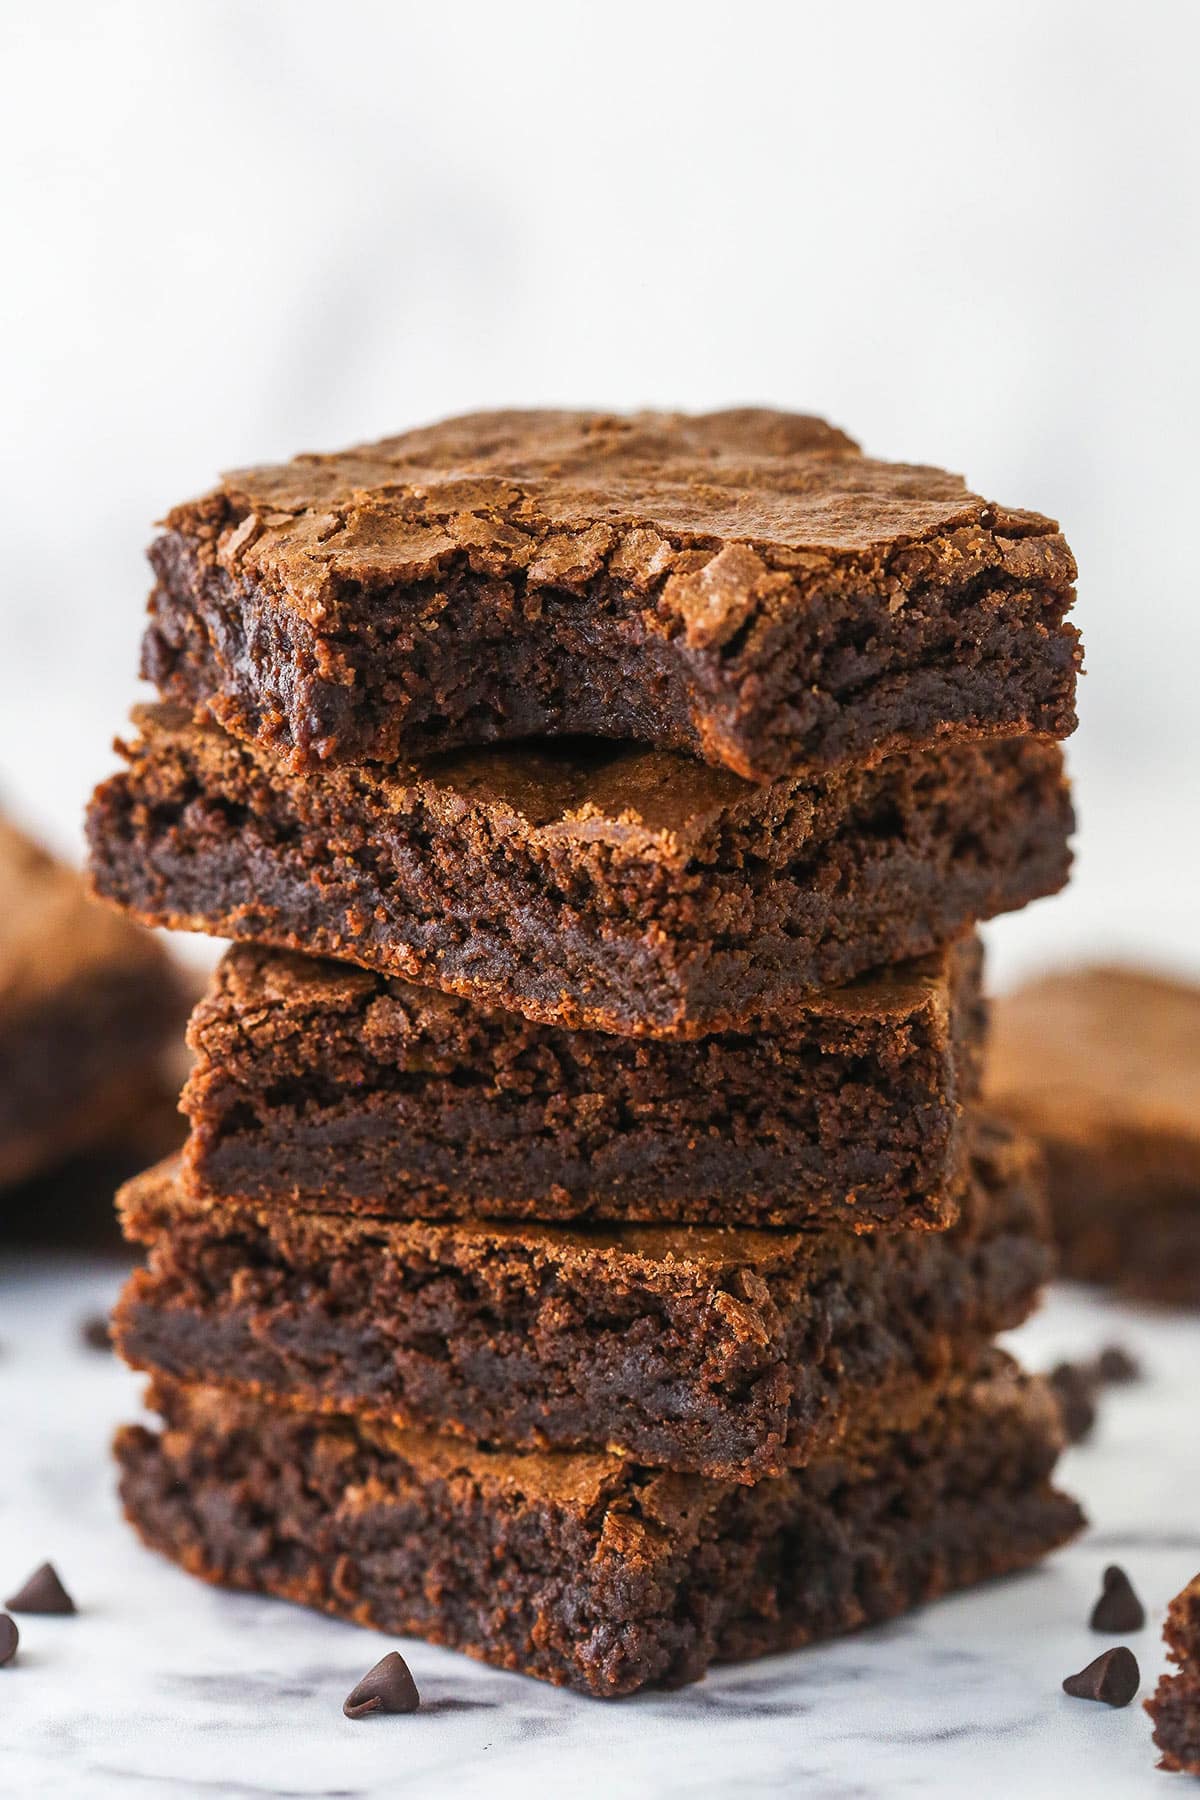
xmin=180 ymin=936 xmax=983 ymax=1229
xmin=1147 ymin=1576 xmax=1200 ymax=1773
xmin=987 ymin=968 xmax=1200 ymax=1303
xmin=0 ymin=814 xmax=186 ymax=1190
xmin=115 ymin=1119 xmax=1050 ymax=1481
xmin=87 ymin=706 xmax=1071 ymax=1038
xmin=141 ymin=408 xmax=1080 ymax=780
xmin=115 ymin=1355 xmax=1082 ymax=1697
xmin=4 ymin=1074 xmax=185 ymax=1251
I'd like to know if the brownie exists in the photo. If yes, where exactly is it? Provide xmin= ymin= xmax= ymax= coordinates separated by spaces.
xmin=1147 ymin=1576 xmax=1200 ymax=1775
xmin=179 ymin=934 xmax=984 ymax=1230
xmin=986 ymin=967 xmax=1200 ymax=1304
xmin=140 ymin=409 xmax=1080 ymax=781
xmin=116 ymin=1352 xmax=1081 ymax=1697
xmin=4 ymin=1073 xmax=185 ymax=1252
xmin=86 ymin=705 xmax=1072 ymax=1038
xmin=0 ymin=813 xmax=186 ymax=1192
xmin=114 ymin=1116 xmax=1049 ymax=1481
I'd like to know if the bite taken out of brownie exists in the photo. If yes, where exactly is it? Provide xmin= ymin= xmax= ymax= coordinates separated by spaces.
xmin=141 ymin=408 xmax=1080 ymax=781
xmin=86 ymin=705 xmax=1072 ymax=1039
xmin=180 ymin=934 xmax=984 ymax=1231
xmin=114 ymin=1117 xmax=1053 ymax=1482
xmin=114 ymin=1351 xmax=1084 ymax=1697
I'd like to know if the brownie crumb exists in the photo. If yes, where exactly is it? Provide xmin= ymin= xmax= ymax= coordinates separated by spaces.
xmin=1063 ymin=1647 xmax=1140 ymax=1707
xmin=1146 ymin=1574 xmax=1200 ymax=1774
xmin=1090 ymin=1565 xmax=1145 ymax=1634
xmin=0 ymin=1616 xmax=17 ymax=1668
xmin=343 ymin=1652 xmax=420 ymax=1718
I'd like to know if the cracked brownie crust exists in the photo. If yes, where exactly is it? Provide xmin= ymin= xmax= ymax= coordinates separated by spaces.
xmin=141 ymin=408 xmax=1080 ymax=781
xmin=114 ymin=1117 xmax=1050 ymax=1481
xmin=0 ymin=814 xmax=186 ymax=1190
xmin=86 ymin=705 xmax=1072 ymax=1038
xmin=114 ymin=1354 xmax=1083 ymax=1697
xmin=987 ymin=968 xmax=1200 ymax=1303
xmin=180 ymin=935 xmax=983 ymax=1229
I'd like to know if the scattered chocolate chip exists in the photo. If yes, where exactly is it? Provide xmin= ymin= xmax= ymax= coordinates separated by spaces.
xmin=0 ymin=1616 xmax=17 ymax=1668
xmin=79 ymin=1314 xmax=112 ymax=1352
xmin=6 ymin=1562 xmax=75 ymax=1615
xmin=343 ymin=1651 xmax=420 ymax=1719
xmin=1096 ymin=1345 xmax=1141 ymax=1385
xmin=1090 ymin=1565 xmax=1146 ymax=1634
xmin=1049 ymin=1361 xmax=1098 ymax=1444
xmin=1063 ymin=1646 xmax=1140 ymax=1707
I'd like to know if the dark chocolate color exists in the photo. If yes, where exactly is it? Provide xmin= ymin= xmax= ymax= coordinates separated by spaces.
xmin=115 ymin=1355 xmax=1083 ymax=1697
xmin=180 ymin=936 xmax=984 ymax=1230
xmin=87 ymin=706 xmax=1072 ymax=1039
xmin=115 ymin=1117 xmax=1051 ymax=1482
xmin=142 ymin=408 xmax=1080 ymax=780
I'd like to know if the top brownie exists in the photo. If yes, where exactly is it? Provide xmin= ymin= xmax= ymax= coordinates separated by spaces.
xmin=142 ymin=408 xmax=1080 ymax=780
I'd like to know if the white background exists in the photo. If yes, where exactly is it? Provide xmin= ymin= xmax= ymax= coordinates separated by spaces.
xmin=2 ymin=0 xmax=1198 ymax=985
xmin=2 ymin=13 xmax=1198 ymax=1796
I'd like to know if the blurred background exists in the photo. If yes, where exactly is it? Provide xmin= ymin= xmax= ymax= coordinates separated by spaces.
xmin=3 ymin=0 xmax=1196 ymax=986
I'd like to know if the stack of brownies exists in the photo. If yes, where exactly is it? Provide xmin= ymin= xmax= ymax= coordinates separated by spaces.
xmin=86 ymin=409 xmax=1086 ymax=1698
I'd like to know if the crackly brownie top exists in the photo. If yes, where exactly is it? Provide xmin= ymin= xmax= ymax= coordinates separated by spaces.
xmin=194 ymin=935 xmax=969 ymax=1049
xmin=127 ymin=702 xmax=1055 ymax=870
xmin=163 ymin=407 xmax=1074 ymax=633
xmin=987 ymin=967 xmax=1200 ymax=1145
xmin=0 ymin=813 xmax=163 ymax=1015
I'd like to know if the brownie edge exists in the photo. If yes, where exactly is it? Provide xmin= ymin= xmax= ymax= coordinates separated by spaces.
xmin=113 ymin=1116 xmax=1051 ymax=1480
xmin=87 ymin=706 xmax=1073 ymax=1038
xmin=178 ymin=935 xmax=985 ymax=1229
xmin=141 ymin=407 xmax=1080 ymax=780
xmin=115 ymin=1355 xmax=1083 ymax=1697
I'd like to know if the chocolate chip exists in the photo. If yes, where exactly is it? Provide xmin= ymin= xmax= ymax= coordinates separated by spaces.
xmin=343 ymin=1651 xmax=420 ymax=1718
xmin=0 ymin=1616 xmax=17 ymax=1667
xmin=1096 ymin=1345 xmax=1141 ymax=1385
xmin=1063 ymin=1646 xmax=1140 ymax=1707
xmin=1049 ymin=1361 xmax=1097 ymax=1444
xmin=1090 ymin=1565 xmax=1146 ymax=1633
xmin=6 ymin=1562 xmax=75 ymax=1615
xmin=79 ymin=1314 xmax=112 ymax=1352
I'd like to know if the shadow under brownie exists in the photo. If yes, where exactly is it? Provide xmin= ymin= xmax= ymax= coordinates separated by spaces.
xmin=179 ymin=935 xmax=984 ymax=1230
xmin=86 ymin=705 xmax=1072 ymax=1038
xmin=141 ymin=407 xmax=1080 ymax=781
xmin=115 ymin=1352 xmax=1083 ymax=1698
xmin=0 ymin=812 xmax=186 ymax=1193
xmin=986 ymin=966 xmax=1200 ymax=1304
xmin=115 ymin=1118 xmax=1051 ymax=1481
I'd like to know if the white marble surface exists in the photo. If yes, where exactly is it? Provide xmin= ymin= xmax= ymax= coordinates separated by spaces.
xmin=0 ymin=1255 xmax=1195 ymax=1800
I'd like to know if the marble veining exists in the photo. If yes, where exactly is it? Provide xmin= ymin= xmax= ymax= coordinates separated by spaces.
xmin=0 ymin=1255 xmax=1194 ymax=1799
